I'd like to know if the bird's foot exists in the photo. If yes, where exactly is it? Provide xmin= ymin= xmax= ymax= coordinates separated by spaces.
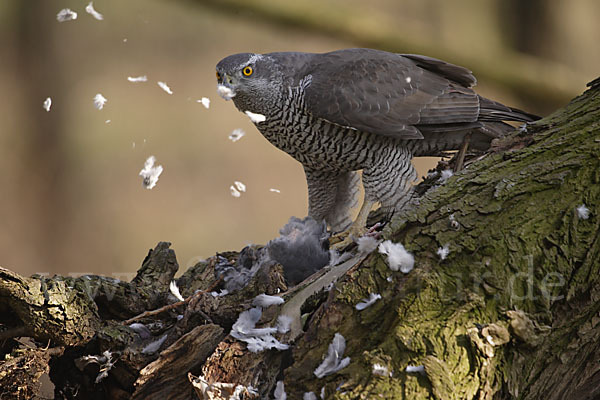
xmin=329 ymin=225 xmax=369 ymax=251
xmin=364 ymin=222 xmax=383 ymax=238
xmin=329 ymin=198 xmax=379 ymax=251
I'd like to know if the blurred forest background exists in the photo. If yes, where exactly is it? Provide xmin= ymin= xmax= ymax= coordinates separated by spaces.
xmin=0 ymin=0 xmax=597 ymax=278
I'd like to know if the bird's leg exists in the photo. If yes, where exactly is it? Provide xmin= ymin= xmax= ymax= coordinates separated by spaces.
xmin=326 ymin=171 xmax=361 ymax=232
xmin=305 ymin=168 xmax=339 ymax=226
xmin=329 ymin=198 xmax=376 ymax=250
xmin=332 ymin=145 xmax=416 ymax=250
xmin=351 ymin=197 xmax=377 ymax=237
xmin=454 ymin=132 xmax=472 ymax=172
xmin=305 ymin=168 xmax=364 ymax=249
xmin=305 ymin=168 xmax=361 ymax=232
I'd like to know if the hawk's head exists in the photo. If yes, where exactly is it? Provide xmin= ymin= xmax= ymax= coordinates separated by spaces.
xmin=216 ymin=53 xmax=283 ymax=115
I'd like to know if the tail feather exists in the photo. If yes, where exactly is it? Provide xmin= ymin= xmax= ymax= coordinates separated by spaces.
xmin=478 ymin=96 xmax=541 ymax=123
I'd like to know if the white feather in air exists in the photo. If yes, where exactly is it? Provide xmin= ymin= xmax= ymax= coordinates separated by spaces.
xmin=234 ymin=181 xmax=246 ymax=192
xmin=157 ymin=81 xmax=173 ymax=94
xmin=43 ymin=97 xmax=52 ymax=112
xmin=127 ymin=75 xmax=148 ymax=82
xmin=228 ymin=129 xmax=245 ymax=142
xmin=57 ymin=8 xmax=77 ymax=22
xmin=85 ymin=2 xmax=104 ymax=20
xmin=93 ymin=93 xmax=107 ymax=110
xmin=139 ymin=156 xmax=163 ymax=190
xmin=230 ymin=186 xmax=241 ymax=197
xmin=197 ymin=97 xmax=210 ymax=109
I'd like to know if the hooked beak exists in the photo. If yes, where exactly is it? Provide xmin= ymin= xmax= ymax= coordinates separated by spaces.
xmin=216 ymin=72 xmax=236 ymax=101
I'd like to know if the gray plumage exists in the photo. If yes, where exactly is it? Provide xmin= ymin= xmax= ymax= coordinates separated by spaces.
xmin=216 ymin=48 xmax=539 ymax=233
xmin=214 ymin=248 xmax=267 ymax=293
xmin=266 ymin=216 xmax=330 ymax=284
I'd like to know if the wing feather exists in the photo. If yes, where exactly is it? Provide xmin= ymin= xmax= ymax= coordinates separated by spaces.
xmin=297 ymin=48 xmax=481 ymax=139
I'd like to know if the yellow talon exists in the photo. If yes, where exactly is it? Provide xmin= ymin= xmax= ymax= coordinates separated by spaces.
xmin=330 ymin=198 xmax=376 ymax=250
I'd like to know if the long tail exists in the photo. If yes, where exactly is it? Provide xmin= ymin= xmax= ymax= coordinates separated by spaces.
xmin=478 ymin=96 xmax=541 ymax=123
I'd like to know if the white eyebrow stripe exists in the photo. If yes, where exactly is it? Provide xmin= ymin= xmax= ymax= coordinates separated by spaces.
xmin=236 ymin=54 xmax=264 ymax=70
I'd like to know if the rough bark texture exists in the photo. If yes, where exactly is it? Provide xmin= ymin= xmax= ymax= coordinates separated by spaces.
xmin=133 ymin=324 xmax=225 ymax=399
xmin=0 ymin=80 xmax=599 ymax=399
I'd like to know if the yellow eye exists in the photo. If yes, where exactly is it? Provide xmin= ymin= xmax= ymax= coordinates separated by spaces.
xmin=242 ymin=66 xmax=253 ymax=76
xmin=216 ymin=71 xmax=221 ymax=80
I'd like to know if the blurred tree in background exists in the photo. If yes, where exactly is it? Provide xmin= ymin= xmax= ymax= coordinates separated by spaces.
xmin=4 ymin=2 xmax=67 ymax=274
xmin=0 ymin=0 xmax=597 ymax=277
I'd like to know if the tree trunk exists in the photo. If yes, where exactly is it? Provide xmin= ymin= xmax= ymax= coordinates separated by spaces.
xmin=1 ymin=79 xmax=599 ymax=399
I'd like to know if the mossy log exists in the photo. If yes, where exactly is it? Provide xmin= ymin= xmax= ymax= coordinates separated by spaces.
xmin=0 ymin=79 xmax=599 ymax=399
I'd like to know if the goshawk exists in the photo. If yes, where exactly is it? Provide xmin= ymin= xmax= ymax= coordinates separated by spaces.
xmin=216 ymin=48 xmax=538 ymax=242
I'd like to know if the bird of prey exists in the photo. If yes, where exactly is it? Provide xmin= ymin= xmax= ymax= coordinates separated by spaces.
xmin=216 ymin=48 xmax=538 ymax=244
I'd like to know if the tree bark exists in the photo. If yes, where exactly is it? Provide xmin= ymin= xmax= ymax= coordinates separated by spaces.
xmin=0 ymin=79 xmax=599 ymax=399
